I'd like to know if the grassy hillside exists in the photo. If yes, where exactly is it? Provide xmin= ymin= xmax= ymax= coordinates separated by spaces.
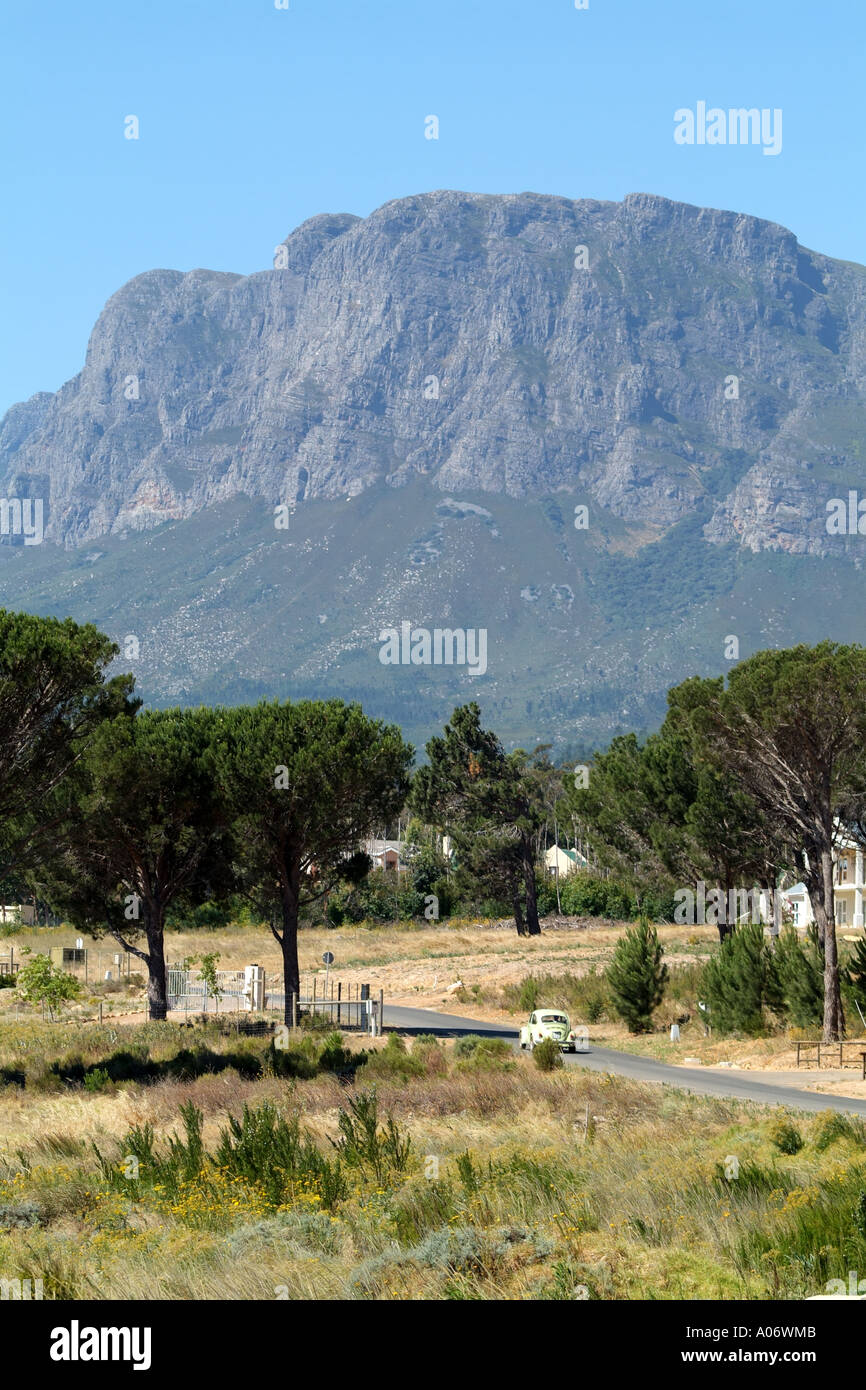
xmin=1 ymin=479 xmax=865 ymax=751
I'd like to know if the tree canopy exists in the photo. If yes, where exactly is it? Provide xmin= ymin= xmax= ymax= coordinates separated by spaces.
xmin=209 ymin=699 xmax=413 ymax=1014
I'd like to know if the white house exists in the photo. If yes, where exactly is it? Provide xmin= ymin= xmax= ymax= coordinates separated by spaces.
xmin=365 ymin=838 xmax=408 ymax=873
xmin=544 ymin=844 xmax=589 ymax=878
xmin=769 ymin=838 xmax=866 ymax=931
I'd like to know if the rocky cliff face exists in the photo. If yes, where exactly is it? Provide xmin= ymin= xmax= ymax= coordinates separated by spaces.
xmin=3 ymin=189 xmax=865 ymax=553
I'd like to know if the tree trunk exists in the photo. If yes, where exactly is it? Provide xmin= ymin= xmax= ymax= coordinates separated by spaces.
xmin=279 ymin=871 xmax=301 ymax=1027
xmin=144 ymin=914 xmax=168 ymax=1022
xmin=521 ymin=833 xmax=541 ymax=935
xmin=819 ymin=848 xmax=845 ymax=1041
xmin=807 ymin=848 xmax=844 ymax=1041
xmin=718 ymin=872 xmax=734 ymax=943
xmin=510 ymin=877 xmax=527 ymax=937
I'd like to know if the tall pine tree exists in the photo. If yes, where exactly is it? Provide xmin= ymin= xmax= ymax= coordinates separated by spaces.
xmin=606 ymin=917 xmax=668 ymax=1033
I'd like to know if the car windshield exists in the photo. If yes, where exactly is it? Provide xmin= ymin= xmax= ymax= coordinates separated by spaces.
xmin=540 ymin=1014 xmax=567 ymax=1024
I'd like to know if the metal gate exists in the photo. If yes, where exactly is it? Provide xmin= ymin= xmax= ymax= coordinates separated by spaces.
xmin=167 ymin=968 xmax=247 ymax=1015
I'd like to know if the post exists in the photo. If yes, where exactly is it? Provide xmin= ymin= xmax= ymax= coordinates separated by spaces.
xmin=292 ymin=992 xmax=298 ymax=1029
xmin=312 ymin=976 xmax=317 ymax=1013
xmin=84 ymin=949 xmax=88 ymax=986
xmin=99 ymin=1001 xmax=103 ymax=1026
xmin=379 ymin=988 xmax=384 ymax=1036
xmin=337 ymin=981 xmax=342 ymax=1027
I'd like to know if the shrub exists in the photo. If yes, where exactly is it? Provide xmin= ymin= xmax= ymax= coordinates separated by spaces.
xmin=318 ymin=1031 xmax=360 ymax=1074
xmin=811 ymin=1110 xmax=866 ymax=1152
xmin=363 ymin=1033 xmax=426 ymax=1079
xmin=83 ymin=1066 xmax=112 ymax=1093
xmin=533 ymin=875 xmax=558 ymax=918
xmin=847 ymin=933 xmax=866 ymax=1015
xmin=606 ymin=917 xmax=668 ymax=1032
xmin=226 ymin=1209 xmax=343 ymax=1257
xmin=0 ymin=1200 xmax=41 ymax=1229
xmin=333 ymin=1088 xmax=412 ymax=1182
xmin=453 ymin=1034 xmax=487 ymax=1058
xmin=517 ymin=977 xmax=541 ymax=1012
xmin=560 ymin=874 xmax=636 ymax=920
xmin=532 ymin=1038 xmax=563 ymax=1072
xmin=329 ymin=867 xmax=429 ymax=924
xmin=775 ymin=926 xmax=824 ymax=1029
xmin=215 ymin=1101 xmax=345 ymax=1206
xmin=504 ymin=969 xmax=609 ymax=1023
xmin=768 ymin=1115 xmax=804 ymax=1155
xmin=412 ymin=1034 xmax=448 ymax=1075
xmin=453 ymin=1035 xmax=514 ymax=1070
xmin=701 ymin=921 xmax=780 ymax=1035
xmin=16 ymin=955 xmax=81 ymax=1019
xmin=411 ymin=1224 xmax=487 ymax=1272
xmin=265 ymin=1038 xmax=320 ymax=1080
xmin=97 ymin=1099 xmax=349 ymax=1214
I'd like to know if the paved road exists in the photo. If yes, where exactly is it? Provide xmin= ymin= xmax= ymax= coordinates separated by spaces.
xmin=383 ymin=1004 xmax=866 ymax=1117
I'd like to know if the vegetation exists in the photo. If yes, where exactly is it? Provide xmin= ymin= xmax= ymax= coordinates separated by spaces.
xmin=606 ymin=918 xmax=668 ymax=1033
xmin=36 ymin=708 xmax=233 ymax=1021
xmin=412 ymin=704 xmax=545 ymax=936
xmin=1 ymin=1014 xmax=865 ymax=1301
xmin=702 ymin=921 xmax=781 ymax=1036
xmin=694 ymin=643 xmax=866 ymax=1040
xmin=207 ymin=700 xmax=413 ymax=1015
xmin=14 ymin=954 xmax=81 ymax=1020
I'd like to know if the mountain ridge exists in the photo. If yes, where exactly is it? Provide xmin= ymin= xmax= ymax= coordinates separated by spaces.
xmin=4 ymin=188 xmax=865 ymax=553
xmin=2 ymin=189 xmax=866 ymax=751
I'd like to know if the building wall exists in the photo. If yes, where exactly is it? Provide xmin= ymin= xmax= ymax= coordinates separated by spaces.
xmin=785 ymin=842 xmax=866 ymax=930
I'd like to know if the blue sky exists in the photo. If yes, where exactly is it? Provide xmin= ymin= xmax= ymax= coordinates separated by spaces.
xmin=1 ymin=0 xmax=862 ymax=415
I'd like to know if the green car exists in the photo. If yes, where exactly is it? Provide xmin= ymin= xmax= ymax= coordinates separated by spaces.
xmin=519 ymin=1009 xmax=579 ymax=1052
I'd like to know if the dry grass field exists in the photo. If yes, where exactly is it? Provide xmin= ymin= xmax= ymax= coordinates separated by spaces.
xmin=2 ymin=916 xmax=866 ymax=1300
xmin=1 ymin=1013 xmax=865 ymax=1301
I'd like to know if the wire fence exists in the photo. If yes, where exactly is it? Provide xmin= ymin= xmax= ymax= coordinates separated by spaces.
xmin=0 ymin=948 xmax=382 ymax=1033
xmin=166 ymin=967 xmax=381 ymax=1031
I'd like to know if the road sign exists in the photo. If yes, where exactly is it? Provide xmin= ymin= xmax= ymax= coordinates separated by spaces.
xmin=322 ymin=951 xmax=334 ymax=965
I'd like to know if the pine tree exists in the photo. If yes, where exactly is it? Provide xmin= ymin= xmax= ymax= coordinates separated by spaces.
xmin=606 ymin=916 xmax=668 ymax=1033
xmin=702 ymin=921 xmax=780 ymax=1035
xmin=847 ymin=934 xmax=866 ymax=1020
xmin=775 ymin=925 xmax=824 ymax=1029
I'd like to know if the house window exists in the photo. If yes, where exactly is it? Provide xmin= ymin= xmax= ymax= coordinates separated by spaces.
xmin=838 ymin=856 xmax=849 ymax=883
xmin=836 ymin=899 xmax=848 ymax=925
xmin=791 ymin=901 xmax=800 ymax=926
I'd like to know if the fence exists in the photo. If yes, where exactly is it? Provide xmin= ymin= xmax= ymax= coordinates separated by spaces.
xmin=167 ymin=967 xmax=247 ymax=1015
xmin=35 ymin=946 xmax=133 ymax=984
xmin=795 ymin=1039 xmax=866 ymax=1070
xmin=0 ymin=949 xmax=19 ymax=977
xmin=166 ymin=966 xmax=383 ymax=1033
xmin=1 ymin=947 xmax=383 ymax=1035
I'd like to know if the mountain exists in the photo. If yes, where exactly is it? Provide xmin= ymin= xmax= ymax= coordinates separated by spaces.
xmin=2 ymin=189 xmax=866 ymax=753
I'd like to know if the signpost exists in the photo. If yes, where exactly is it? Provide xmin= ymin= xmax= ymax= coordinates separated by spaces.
xmin=322 ymin=950 xmax=334 ymax=994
